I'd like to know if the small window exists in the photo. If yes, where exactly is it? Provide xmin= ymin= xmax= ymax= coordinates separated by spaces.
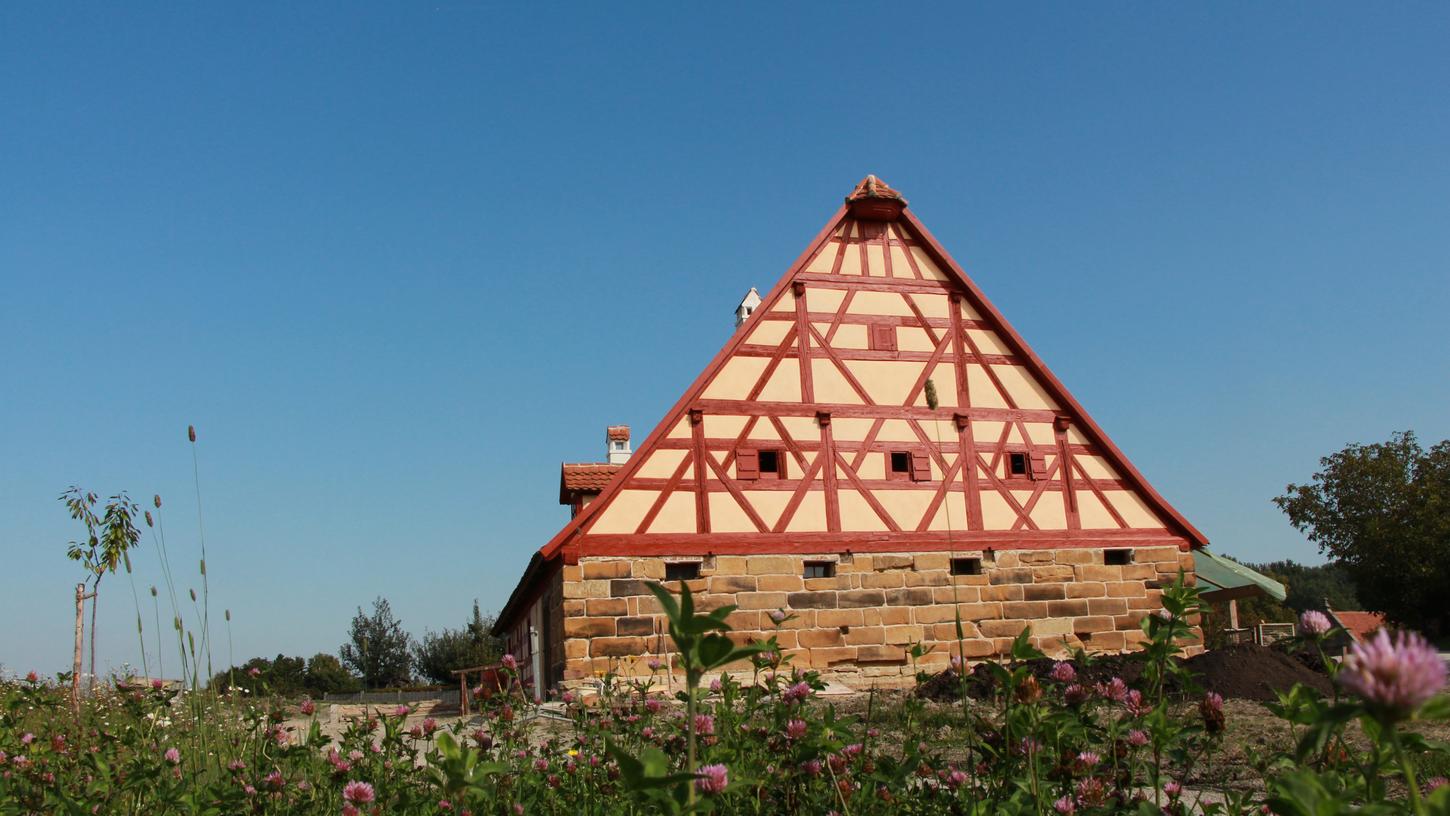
xmin=803 ymin=561 xmax=836 ymax=579
xmin=950 ymin=557 xmax=982 ymax=576
xmin=758 ymin=450 xmax=783 ymax=479
xmin=612 ymin=440 xmax=625 ymax=451
xmin=1104 ymin=549 xmax=1133 ymax=566
xmin=869 ymin=324 xmax=897 ymax=352
xmin=1008 ymin=452 xmax=1029 ymax=477
xmin=888 ymin=451 xmax=911 ymax=480
xmin=665 ymin=562 xmax=701 ymax=581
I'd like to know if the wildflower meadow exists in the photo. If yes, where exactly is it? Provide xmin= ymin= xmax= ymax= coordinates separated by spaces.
xmin=2 ymin=575 xmax=1448 ymax=815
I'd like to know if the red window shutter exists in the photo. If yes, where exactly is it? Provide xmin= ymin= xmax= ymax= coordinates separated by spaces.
xmin=737 ymin=449 xmax=759 ymax=480
xmin=1029 ymin=452 xmax=1047 ymax=480
xmin=870 ymin=324 xmax=897 ymax=352
xmin=910 ymin=451 xmax=931 ymax=482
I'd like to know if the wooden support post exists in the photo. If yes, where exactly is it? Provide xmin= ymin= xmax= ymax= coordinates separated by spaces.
xmin=72 ymin=583 xmax=86 ymax=715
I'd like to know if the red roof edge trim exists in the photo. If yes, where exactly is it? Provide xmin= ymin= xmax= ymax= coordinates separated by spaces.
xmin=898 ymin=210 xmax=1209 ymax=548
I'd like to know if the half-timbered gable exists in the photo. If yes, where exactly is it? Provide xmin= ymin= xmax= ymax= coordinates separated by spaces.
xmin=496 ymin=176 xmax=1204 ymax=692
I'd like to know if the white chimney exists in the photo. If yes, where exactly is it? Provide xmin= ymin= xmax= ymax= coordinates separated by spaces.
xmin=606 ymin=425 xmax=632 ymax=464
xmin=734 ymin=287 xmax=762 ymax=328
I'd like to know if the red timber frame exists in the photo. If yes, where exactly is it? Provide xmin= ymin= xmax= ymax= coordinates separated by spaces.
xmin=494 ymin=185 xmax=1207 ymax=634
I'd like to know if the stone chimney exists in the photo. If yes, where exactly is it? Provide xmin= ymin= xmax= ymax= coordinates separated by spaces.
xmin=606 ymin=425 xmax=632 ymax=464
xmin=735 ymin=287 xmax=762 ymax=329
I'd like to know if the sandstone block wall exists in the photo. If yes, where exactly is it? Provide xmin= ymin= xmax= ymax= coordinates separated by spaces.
xmin=558 ymin=546 xmax=1197 ymax=689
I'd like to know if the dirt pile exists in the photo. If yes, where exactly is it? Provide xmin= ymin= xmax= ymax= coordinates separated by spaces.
xmin=915 ymin=642 xmax=1331 ymax=703
xmin=1184 ymin=642 xmax=1332 ymax=701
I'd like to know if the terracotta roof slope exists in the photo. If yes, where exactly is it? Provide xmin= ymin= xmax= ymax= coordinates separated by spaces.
xmin=559 ymin=463 xmax=622 ymax=504
xmin=1327 ymin=609 xmax=1385 ymax=643
xmin=845 ymin=174 xmax=906 ymax=203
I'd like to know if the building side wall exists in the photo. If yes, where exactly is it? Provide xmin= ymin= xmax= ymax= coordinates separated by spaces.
xmin=557 ymin=546 xmax=1198 ymax=689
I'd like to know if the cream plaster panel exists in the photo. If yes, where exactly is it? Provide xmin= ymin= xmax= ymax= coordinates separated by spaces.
xmin=875 ymin=419 xmax=919 ymax=442
xmin=742 ymin=490 xmax=793 ymax=529
xmin=634 ymin=449 xmax=688 ymax=479
xmin=839 ymin=223 xmax=856 ymax=238
xmin=588 ymin=490 xmax=657 ymax=534
xmin=888 ymin=245 xmax=915 ymax=278
xmin=777 ymin=415 xmax=821 ymax=442
xmin=746 ymin=420 xmax=782 ymax=442
xmin=1011 ymin=490 xmax=1035 ymax=509
xmin=914 ymin=293 xmax=950 ymax=318
xmin=967 ymin=365 xmax=1009 ymax=408
xmin=897 ymin=326 xmax=936 ymax=352
xmin=810 ymin=322 xmax=832 ymax=339
xmin=926 ymin=499 xmax=968 ymax=532
xmin=831 ymin=417 xmax=875 ymax=441
xmin=805 ymin=244 xmax=839 ymax=274
xmin=1025 ymin=422 xmax=1058 ymax=445
xmin=1029 ymin=492 xmax=1068 ymax=530
xmin=855 ymin=453 xmax=886 ymax=480
xmin=1104 ymin=490 xmax=1165 ymax=529
xmin=973 ymin=421 xmax=1005 ymax=444
xmin=703 ymin=414 xmax=748 ymax=439
xmin=784 ymin=492 xmax=827 ymax=532
xmin=910 ymin=246 xmax=949 ymax=281
xmin=838 ymin=245 xmax=863 ymax=276
xmin=1076 ymin=491 xmax=1118 ymax=529
xmin=755 ymin=359 xmax=802 ymax=402
xmin=829 ymin=324 xmax=869 ymax=350
xmin=967 ymin=329 xmax=1010 ymax=355
xmin=811 ymin=359 xmax=865 ymax=404
xmin=702 ymin=357 xmax=769 ymax=400
xmin=925 ymin=418 xmax=957 ymax=442
xmin=865 ymin=244 xmax=886 ymax=277
xmin=746 ymin=320 xmax=792 ymax=347
xmin=979 ymin=491 xmax=1018 ymax=529
xmin=1075 ymin=455 xmax=1119 ymax=480
xmin=876 ymin=489 xmax=936 ymax=529
xmin=666 ymin=418 xmax=691 ymax=440
xmin=995 ymin=365 xmax=1058 ymax=409
xmin=837 ymin=489 xmax=891 ymax=531
xmin=909 ymin=364 xmax=960 ymax=408
xmin=843 ymin=359 xmax=919 ymax=405
xmin=1065 ymin=427 xmax=1090 ymax=445
xmin=709 ymin=492 xmax=756 ymax=533
xmin=846 ymin=290 xmax=914 ymax=317
xmin=645 ymin=492 xmax=700 ymax=534
xmin=809 ymin=287 xmax=845 ymax=312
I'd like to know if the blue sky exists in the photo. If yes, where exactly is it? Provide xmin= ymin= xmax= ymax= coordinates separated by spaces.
xmin=2 ymin=4 xmax=1446 ymax=676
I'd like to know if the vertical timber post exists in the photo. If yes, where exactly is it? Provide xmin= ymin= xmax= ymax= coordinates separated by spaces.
xmin=72 ymin=583 xmax=86 ymax=715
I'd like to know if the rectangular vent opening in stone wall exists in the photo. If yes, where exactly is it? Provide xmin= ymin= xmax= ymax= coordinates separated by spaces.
xmin=950 ymin=557 xmax=983 ymax=576
xmin=665 ymin=562 xmax=701 ymax=581
xmin=1104 ymin=548 xmax=1134 ymax=566
xmin=803 ymin=561 xmax=836 ymax=579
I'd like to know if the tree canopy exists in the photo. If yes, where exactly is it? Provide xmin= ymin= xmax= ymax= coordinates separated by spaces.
xmin=412 ymin=600 xmax=502 ymax=684
xmin=1274 ymin=431 xmax=1449 ymax=637
xmin=339 ymin=597 xmax=415 ymax=688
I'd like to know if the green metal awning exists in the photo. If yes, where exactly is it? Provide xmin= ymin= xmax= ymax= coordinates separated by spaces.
xmin=1193 ymin=548 xmax=1287 ymax=603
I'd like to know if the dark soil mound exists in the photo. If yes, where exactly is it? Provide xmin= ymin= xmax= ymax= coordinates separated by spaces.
xmin=915 ymin=643 xmax=1332 ymax=704
xmin=1183 ymin=642 xmax=1332 ymax=702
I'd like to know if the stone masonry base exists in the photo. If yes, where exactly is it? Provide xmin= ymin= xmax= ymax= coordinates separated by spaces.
xmin=558 ymin=546 xmax=1199 ymax=691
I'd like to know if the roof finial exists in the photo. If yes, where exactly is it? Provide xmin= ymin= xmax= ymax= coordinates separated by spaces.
xmin=845 ymin=175 xmax=907 ymax=221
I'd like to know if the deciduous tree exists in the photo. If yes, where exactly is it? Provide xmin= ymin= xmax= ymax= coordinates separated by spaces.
xmin=340 ymin=597 xmax=414 ymax=688
xmin=1275 ymin=431 xmax=1450 ymax=637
